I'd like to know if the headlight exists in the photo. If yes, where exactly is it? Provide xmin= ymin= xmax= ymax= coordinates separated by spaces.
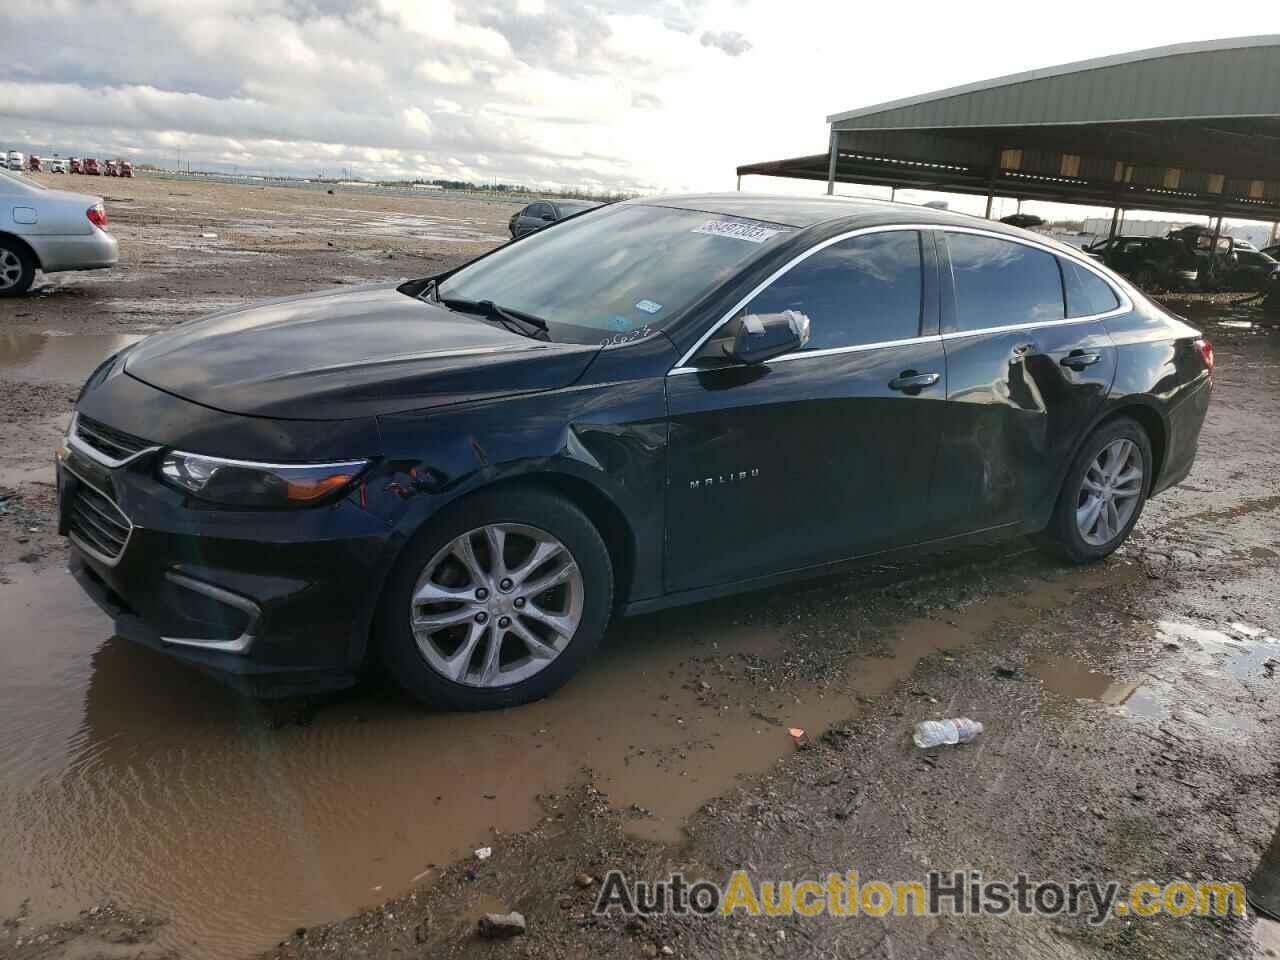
xmin=159 ymin=451 xmax=369 ymax=507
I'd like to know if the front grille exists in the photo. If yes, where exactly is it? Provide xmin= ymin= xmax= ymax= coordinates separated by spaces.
xmin=76 ymin=414 xmax=150 ymax=462
xmin=67 ymin=482 xmax=131 ymax=561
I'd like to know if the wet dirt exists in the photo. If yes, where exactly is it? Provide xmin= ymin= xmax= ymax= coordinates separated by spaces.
xmin=0 ymin=334 xmax=144 ymax=384
xmin=2 ymin=181 xmax=1279 ymax=959
xmin=0 ymin=555 xmax=1123 ymax=957
xmin=2 ymin=173 xmax=519 ymax=339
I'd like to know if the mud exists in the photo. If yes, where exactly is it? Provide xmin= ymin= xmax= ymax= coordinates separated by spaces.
xmin=1 ymin=178 xmax=1278 ymax=959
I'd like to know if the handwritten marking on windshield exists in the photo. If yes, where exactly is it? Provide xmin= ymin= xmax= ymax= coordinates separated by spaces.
xmin=601 ymin=325 xmax=652 ymax=347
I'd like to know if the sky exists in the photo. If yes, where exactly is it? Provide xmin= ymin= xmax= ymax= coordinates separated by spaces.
xmin=1 ymin=3 xmax=1278 ymax=221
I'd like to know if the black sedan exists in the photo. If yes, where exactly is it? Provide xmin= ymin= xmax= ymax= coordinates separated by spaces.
xmin=508 ymin=198 xmax=601 ymax=238
xmin=60 ymin=194 xmax=1213 ymax=709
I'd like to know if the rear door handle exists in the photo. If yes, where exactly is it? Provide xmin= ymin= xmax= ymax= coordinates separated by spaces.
xmin=1060 ymin=351 xmax=1101 ymax=370
xmin=888 ymin=371 xmax=941 ymax=393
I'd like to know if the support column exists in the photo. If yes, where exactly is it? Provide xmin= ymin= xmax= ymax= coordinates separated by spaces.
xmin=826 ymin=128 xmax=838 ymax=196
xmin=890 ymin=186 xmax=896 ymax=202
xmin=1270 ymin=220 xmax=1278 ymax=245
xmin=1208 ymin=213 xmax=1224 ymax=285
xmin=1108 ymin=206 xmax=1122 ymax=241
xmin=984 ymin=145 xmax=1001 ymax=219
xmin=736 ymin=174 xmax=741 ymax=192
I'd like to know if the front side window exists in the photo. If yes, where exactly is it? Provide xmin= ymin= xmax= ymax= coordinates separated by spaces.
xmin=735 ymin=231 xmax=923 ymax=352
xmin=946 ymin=233 xmax=1064 ymax=332
xmin=1060 ymin=258 xmax=1120 ymax=318
xmin=437 ymin=204 xmax=790 ymax=345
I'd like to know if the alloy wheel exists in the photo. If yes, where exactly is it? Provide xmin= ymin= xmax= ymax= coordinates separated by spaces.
xmin=410 ymin=523 xmax=583 ymax=688
xmin=0 ymin=249 xmax=22 ymax=290
xmin=1076 ymin=438 xmax=1144 ymax=546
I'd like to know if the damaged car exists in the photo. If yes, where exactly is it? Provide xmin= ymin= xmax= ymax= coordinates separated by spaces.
xmin=60 ymin=194 xmax=1213 ymax=709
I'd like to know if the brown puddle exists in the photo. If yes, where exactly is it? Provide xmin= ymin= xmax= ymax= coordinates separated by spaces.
xmin=0 ymin=558 xmax=1127 ymax=956
xmin=0 ymin=333 xmax=144 ymax=383
xmin=1034 ymin=618 xmax=1278 ymax=730
xmin=1033 ymin=656 xmax=1167 ymax=720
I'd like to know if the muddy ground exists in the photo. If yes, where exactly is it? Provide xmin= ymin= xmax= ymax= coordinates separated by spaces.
xmin=1 ymin=178 xmax=1278 ymax=959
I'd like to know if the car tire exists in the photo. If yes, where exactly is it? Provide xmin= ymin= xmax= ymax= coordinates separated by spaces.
xmin=0 ymin=239 xmax=35 ymax=297
xmin=377 ymin=487 xmax=614 ymax=710
xmin=1044 ymin=417 xmax=1153 ymax=564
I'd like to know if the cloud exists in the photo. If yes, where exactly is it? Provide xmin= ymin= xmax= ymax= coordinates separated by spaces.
xmin=698 ymin=29 xmax=751 ymax=56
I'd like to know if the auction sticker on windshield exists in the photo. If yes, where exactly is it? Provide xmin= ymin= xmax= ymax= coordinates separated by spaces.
xmin=693 ymin=220 xmax=784 ymax=243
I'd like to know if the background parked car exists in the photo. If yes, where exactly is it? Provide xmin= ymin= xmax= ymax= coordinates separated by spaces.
xmin=27 ymin=156 xmax=42 ymax=173
xmin=49 ymin=159 xmax=66 ymax=174
xmin=119 ymin=161 xmax=133 ymax=178
xmin=6 ymin=152 xmax=23 ymax=171
xmin=0 ymin=167 xmax=119 ymax=296
xmin=1220 ymin=248 xmax=1280 ymax=291
xmin=508 ymin=198 xmax=601 ymax=238
xmin=1085 ymin=235 xmax=1199 ymax=291
xmin=104 ymin=160 xmax=119 ymax=177
xmin=83 ymin=158 xmax=101 ymax=175
xmin=69 ymin=157 xmax=83 ymax=174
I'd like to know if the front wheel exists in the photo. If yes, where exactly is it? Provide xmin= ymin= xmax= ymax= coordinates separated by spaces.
xmin=1045 ymin=418 xmax=1152 ymax=563
xmin=377 ymin=488 xmax=614 ymax=710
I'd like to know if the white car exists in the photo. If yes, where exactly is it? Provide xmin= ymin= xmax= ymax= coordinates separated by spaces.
xmin=0 ymin=167 xmax=118 ymax=296
xmin=49 ymin=159 xmax=67 ymax=174
xmin=6 ymin=151 xmax=24 ymax=171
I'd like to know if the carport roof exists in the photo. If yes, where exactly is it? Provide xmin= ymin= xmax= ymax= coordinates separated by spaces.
xmin=825 ymin=36 xmax=1280 ymax=129
xmin=739 ymin=36 xmax=1280 ymax=220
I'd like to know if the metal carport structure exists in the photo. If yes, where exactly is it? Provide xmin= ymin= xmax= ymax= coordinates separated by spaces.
xmin=737 ymin=36 xmax=1280 ymax=232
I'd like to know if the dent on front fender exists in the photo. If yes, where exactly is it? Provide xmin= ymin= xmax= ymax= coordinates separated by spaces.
xmin=369 ymin=377 xmax=670 ymax=603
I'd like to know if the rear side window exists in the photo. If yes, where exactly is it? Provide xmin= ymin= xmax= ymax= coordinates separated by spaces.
xmin=1060 ymin=259 xmax=1120 ymax=317
xmin=945 ymin=233 xmax=1065 ymax=331
xmin=744 ymin=231 xmax=923 ymax=350
xmin=527 ymin=202 xmax=552 ymax=219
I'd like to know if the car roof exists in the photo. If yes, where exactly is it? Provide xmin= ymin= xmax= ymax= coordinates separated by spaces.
xmin=633 ymin=192 xmax=1047 ymax=236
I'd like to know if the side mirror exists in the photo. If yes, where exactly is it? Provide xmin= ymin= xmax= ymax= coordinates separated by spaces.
xmin=726 ymin=310 xmax=810 ymax=365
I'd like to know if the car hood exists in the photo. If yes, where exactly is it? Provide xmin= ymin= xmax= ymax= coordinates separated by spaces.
xmin=124 ymin=283 xmax=600 ymax=420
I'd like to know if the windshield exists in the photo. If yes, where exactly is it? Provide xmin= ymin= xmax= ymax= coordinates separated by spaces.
xmin=436 ymin=203 xmax=791 ymax=345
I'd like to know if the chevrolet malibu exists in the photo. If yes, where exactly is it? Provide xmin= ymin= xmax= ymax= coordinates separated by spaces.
xmin=60 ymin=194 xmax=1212 ymax=709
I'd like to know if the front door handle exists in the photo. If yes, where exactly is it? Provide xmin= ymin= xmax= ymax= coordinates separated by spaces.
xmin=888 ymin=370 xmax=941 ymax=394
xmin=1060 ymin=351 xmax=1101 ymax=371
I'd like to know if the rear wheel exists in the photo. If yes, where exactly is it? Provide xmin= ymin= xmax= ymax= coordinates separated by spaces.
xmin=1045 ymin=418 xmax=1152 ymax=563
xmin=0 ymin=240 xmax=35 ymax=297
xmin=378 ymin=488 xmax=613 ymax=710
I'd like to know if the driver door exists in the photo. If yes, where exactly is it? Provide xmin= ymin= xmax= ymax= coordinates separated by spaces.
xmin=663 ymin=229 xmax=946 ymax=593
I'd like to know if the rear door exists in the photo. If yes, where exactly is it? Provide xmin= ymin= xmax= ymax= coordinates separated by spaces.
xmin=930 ymin=230 xmax=1120 ymax=538
xmin=664 ymin=229 xmax=947 ymax=593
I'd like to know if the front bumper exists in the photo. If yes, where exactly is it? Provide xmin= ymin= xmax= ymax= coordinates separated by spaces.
xmin=57 ymin=430 xmax=394 ymax=697
xmin=28 ymin=228 xmax=119 ymax=273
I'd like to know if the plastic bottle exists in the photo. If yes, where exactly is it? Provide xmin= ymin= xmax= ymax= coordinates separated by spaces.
xmin=913 ymin=718 xmax=983 ymax=748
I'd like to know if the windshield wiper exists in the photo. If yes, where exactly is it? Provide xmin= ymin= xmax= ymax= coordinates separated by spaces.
xmin=438 ymin=296 xmax=550 ymax=340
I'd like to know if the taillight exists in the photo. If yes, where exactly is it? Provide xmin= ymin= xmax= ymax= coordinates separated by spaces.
xmin=86 ymin=203 xmax=108 ymax=229
xmin=1194 ymin=337 xmax=1214 ymax=376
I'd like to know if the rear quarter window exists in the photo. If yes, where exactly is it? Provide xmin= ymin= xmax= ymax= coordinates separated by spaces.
xmin=1060 ymin=259 xmax=1120 ymax=318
